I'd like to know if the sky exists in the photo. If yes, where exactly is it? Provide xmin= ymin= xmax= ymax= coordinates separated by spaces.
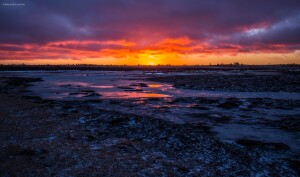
xmin=0 ymin=0 xmax=300 ymax=65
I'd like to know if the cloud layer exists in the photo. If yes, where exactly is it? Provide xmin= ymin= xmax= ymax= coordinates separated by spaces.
xmin=0 ymin=0 xmax=299 ymax=63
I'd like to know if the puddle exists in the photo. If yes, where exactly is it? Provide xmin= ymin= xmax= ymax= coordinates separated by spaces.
xmin=213 ymin=124 xmax=300 ymax=152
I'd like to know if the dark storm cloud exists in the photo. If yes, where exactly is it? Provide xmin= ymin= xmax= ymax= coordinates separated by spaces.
xmin=250 ymin=14 xmax=300 ymax=45
xmin=0 ymin=0 xmax=300 ymax=50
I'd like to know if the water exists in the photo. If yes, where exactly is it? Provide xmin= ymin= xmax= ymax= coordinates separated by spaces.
xmin=1 ymin=70 xmax=299 ymax=153
xmin=2 ymin=70 xmax=299 ymax=100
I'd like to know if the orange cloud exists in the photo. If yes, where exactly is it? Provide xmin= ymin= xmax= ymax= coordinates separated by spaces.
xmin=0 ymin=37 xmax=299 ymax=65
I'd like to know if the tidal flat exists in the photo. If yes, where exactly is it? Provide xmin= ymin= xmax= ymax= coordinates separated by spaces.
xmin=0 ymin=66 xmax=299 ymax=176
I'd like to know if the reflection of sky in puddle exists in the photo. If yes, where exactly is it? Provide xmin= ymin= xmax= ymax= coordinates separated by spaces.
xmin=46 ymin=81 xmax=172 ymax=99
xmin=148 ymin=84 xmax=163 ymax=88
xmin=102 ymin=92 xmax=170 ymax=98
xmin=55 ymin=81 xmax=90 ymax=87
xmin=16 ymin=71 xmax=178 ymax=99
xmin=91 ymin=85 xmax=114 ymax=89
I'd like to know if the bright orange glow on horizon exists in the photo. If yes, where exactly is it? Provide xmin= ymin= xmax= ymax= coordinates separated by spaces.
xmin=0 ymin=37 xmax=299 ymax=65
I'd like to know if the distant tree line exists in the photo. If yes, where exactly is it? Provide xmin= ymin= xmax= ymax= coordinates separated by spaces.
xmin=0 ymin=64 xmax=298 ymax=71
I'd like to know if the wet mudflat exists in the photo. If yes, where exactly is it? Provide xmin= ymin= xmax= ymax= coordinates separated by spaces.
xmin=0 ymin=66 xmax=299 ymax=176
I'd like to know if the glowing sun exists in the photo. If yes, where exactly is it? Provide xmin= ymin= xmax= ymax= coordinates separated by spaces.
xmin=147 ymin=61 xmax=156 ymax=66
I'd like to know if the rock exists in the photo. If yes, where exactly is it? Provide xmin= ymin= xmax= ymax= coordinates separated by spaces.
xmin=117 ymin=86 xmax=133 ymax=90
xmin=127 ymin=119 xmax=136 ymax=125
xmin=217 ymin=98 xmax=241 ymax=109
xmin=86 ymin=135 xmax=97 ymax=141
xmin=188 ymin=104 xmax=210 ymax=110
xmin=60 ymin=84 xmax=72 ymax=88
xmin=236 ymin=139 xmax=290 ymax=150
xmin=147 ymin=98 xmax=161 ymax=101
xmin=109 ymin=118 xmax=126 ymax=126
xmin=79 ymin=117 xmax=87 ymax=124
xmin=5 ymin=145 xmax=48 ymax=156
xmin=109 ymin=100 xmax=121 ymax=104
xmin=124 ymin=89 xmax=144 ymax=92
xmin=69 ymin=92 xmax=84 ymax=95
xmin=83 ymin=93 xmax=101 ymax=97
xmin=80 ymin=90 xmax=96 ymax=93
xmin=19 ymin=148 xmax=48 ymax=156
xmin=89 ymin=144 xmax=101 ymax=150
xmin=130 ymin=83 xmax=149 ymax=87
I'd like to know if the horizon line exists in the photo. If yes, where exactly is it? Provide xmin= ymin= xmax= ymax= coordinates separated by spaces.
xmin=0 ymin=63 xmax=299 ymax=67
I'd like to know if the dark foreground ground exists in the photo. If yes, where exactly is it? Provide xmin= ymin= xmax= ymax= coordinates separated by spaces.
xmin=0 ymin=76 xmax=299 ymax=176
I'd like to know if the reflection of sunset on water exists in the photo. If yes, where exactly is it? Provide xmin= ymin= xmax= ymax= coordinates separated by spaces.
xmin=148 ymin=84 xmax=163 ymax=88
xmin=102 ymin=92 xmax=170 ymax=99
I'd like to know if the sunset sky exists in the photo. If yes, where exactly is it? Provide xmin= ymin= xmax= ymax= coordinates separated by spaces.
xmin=0 ymin=0 xmax=300 ymax=65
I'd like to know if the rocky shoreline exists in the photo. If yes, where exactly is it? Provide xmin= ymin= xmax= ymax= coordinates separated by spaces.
xmin=0 ymin=76 xmax=299 ymax=176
